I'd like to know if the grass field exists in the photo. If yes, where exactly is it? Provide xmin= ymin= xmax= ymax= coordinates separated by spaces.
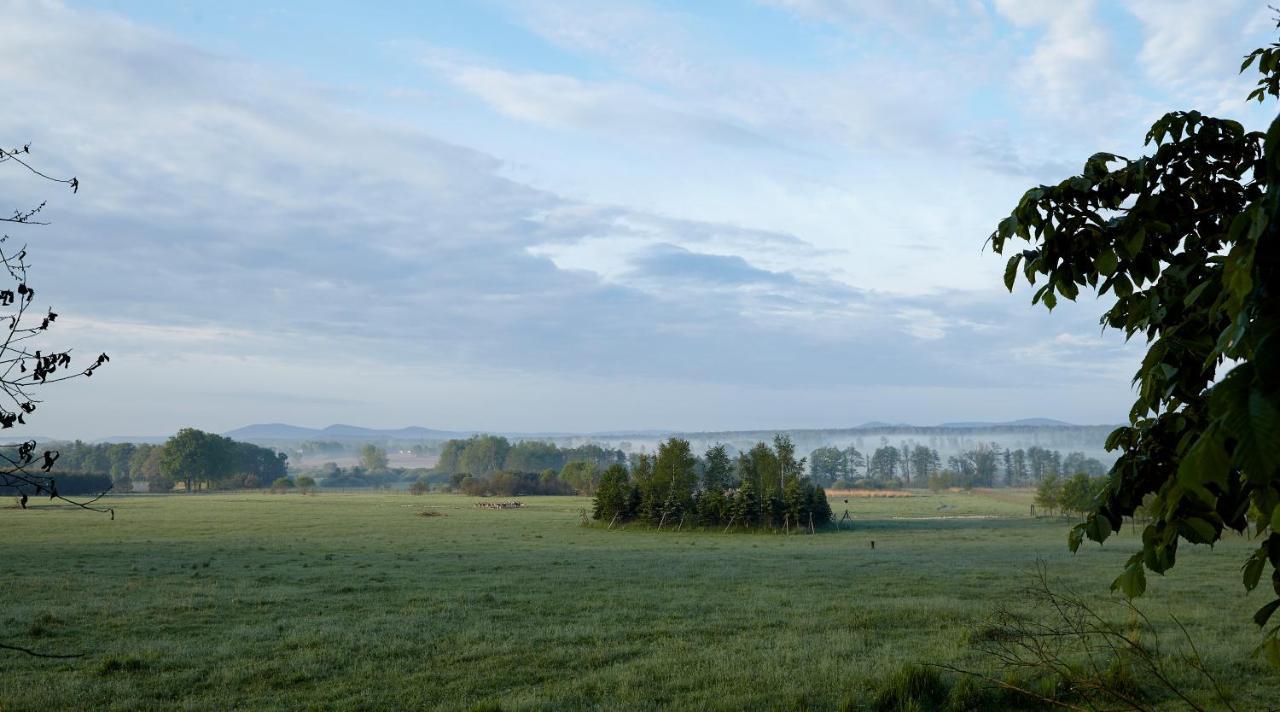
xmin=3 ymin=490 xmax=1277 ymax=710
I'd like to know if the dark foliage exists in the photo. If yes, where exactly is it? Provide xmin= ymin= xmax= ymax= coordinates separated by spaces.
xmin=457 ymin=470 xmax=575 ymax=497
xmin=991 ymin=29 xmax=1280 ymax=660
xmin=594 ymin=437 xmax=833 ymax=531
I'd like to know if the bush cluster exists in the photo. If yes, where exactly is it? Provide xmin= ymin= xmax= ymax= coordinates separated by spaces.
xmin=452 ymin=470 xmax=575 ymax=497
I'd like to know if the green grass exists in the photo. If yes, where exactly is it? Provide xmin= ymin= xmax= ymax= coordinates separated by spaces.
xmin=1 ymin=490 xmax=1275 ymax=710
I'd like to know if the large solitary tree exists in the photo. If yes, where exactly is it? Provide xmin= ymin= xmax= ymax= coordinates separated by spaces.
xmin=991 ymin=30 xmax=1280 ymax=662
xmin=161 ymin=428 xmax=231 ymax=492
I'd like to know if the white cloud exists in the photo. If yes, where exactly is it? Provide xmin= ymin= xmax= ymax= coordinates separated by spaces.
xmin=1127 ymin=0 xmax=1256 ymax=87
xmin=760 ymin=0 xmax=985 ymax=36
xmin=991 ymin=0 xmax=1119 ymax=119
xmin=0 ymin=1 xmax=1164 ymax=436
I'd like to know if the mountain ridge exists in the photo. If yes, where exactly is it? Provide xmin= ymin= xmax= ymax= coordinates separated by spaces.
xmin=82 ymin=418 xmax=1107 ymax=444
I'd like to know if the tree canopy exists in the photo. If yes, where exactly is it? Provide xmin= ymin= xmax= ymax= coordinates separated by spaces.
xmin=157 ymin=428 xmax=286 ymax=491
xmin=991 ymin=31 xmax=1280 ymax=661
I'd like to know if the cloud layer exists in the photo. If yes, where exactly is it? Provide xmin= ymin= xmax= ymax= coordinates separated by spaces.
xmin=0 ymin=0 xmax=1269 ymax=437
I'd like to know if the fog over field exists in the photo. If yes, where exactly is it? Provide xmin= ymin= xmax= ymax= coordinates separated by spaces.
xmin=217 ymin=419 xmax=1119 ymax=465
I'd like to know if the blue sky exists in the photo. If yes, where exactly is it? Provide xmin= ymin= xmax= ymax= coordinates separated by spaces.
xmin=0 ymin=0 xmax=1274 ymax=438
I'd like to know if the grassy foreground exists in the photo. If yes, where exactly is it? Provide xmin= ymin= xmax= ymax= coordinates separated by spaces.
xmin=2 ymin=491 xmax=1277 ymax=710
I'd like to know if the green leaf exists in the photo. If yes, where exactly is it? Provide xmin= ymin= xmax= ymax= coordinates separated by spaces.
xmin=1122 ymin=227 xmax=1146 ymax=258
xmin=1085 ymin=514 xmax=1110 ymax=544
xmin=1055 ymin=279 xmax=1078 ymax=301
xmin=1183 ymin=280 xmax=1211 ymax=308
xmin=1259 ymin=636 xmax=1280 ymax=669
xmin=1255 ymin=598 xmax=1280 ymax=628
xmin=1214 ymin=369 xmax=1280 ymax=482
xmin=1067 ymin=176 xmax=1092 ymax=192
xmin=1068 ymin=524 xmax=1085 ymax=553
xmin=1095 ymin=249 xmax=1118 ymax=276
xmin=1112 ymin=562 xmax=1147 ymax=599
xmin=1178 ymin=516 xmax=1217 ymax=545
xmin=1004 ymin=254 xmax=1022 ymax=291
xmin=1177 ymin=427 xmax=1230 ymax=492
xmin=1245 ymin=554 xmax=1266 ymax=591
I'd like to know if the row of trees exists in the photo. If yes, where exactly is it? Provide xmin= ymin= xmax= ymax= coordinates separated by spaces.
xmin=809 ymin=441 xmax=1107 ymax=489
xmin=594 ymin=436 xmax=833 ymax=530
xmin=43 ymin=429 xmax=288 ymax=491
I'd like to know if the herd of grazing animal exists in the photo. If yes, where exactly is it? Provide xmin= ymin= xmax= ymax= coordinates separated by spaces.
xmin=475 ymin=501 xmax=523 ymax=510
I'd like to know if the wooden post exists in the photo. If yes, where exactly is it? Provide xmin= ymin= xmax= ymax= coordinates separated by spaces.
xmin=657 ymin=511 xmax=668 ymax=531
xmin=676 ymin=513 xmax=686 ymax=532
xmin=809 ymin=512 xmax=815 ymax=535
xmin=723 ymin=514 xmax=736 ymax=534
xmin=608 ymin=512 xmax=620 ymax=530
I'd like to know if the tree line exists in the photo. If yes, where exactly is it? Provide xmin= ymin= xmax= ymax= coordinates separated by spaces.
xmin=594 ymin=435 xmax=833 ymax=531
xmin=40 ymin=428 xmax=287 ymax=491
xmin=809 ymin=441 xmax=1107 ymax=489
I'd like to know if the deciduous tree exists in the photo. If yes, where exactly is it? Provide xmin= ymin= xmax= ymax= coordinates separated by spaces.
xmin=359 ymin=443 xmax=389 ymax=473
xmin=0 ymin=144 xmax=111 ymax=536
xmin=991 ymin=29 xmax=1280 ymax=659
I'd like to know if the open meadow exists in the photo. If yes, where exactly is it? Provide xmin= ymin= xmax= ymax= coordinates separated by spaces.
xmin=3 ymin=490 xmax=1278 ymax=710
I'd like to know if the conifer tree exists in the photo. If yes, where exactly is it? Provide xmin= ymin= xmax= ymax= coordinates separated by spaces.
xmin=592 ymin=463 xmax=630 ymax=521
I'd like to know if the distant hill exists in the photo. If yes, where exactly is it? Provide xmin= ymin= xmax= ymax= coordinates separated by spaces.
xmin=937 ymin=418 xmax=1075 ymax=428
xmin=221 ymin=423 xmax=322 ymax=440
xmin=222 ymin=423 xmax=470 ymax=443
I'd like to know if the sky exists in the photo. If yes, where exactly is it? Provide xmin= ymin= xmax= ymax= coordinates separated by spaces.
xmin=0 ymin=0 xmax=1274 ymax=439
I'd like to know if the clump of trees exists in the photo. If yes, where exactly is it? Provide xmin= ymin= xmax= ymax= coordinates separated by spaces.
xmin=432 ymin=435 xmax=625 ymax=494
xmin=594 ymin=436 xmax=832 ymax=531
xmin=1033 ymin=473 xmax=1107 ymax=519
